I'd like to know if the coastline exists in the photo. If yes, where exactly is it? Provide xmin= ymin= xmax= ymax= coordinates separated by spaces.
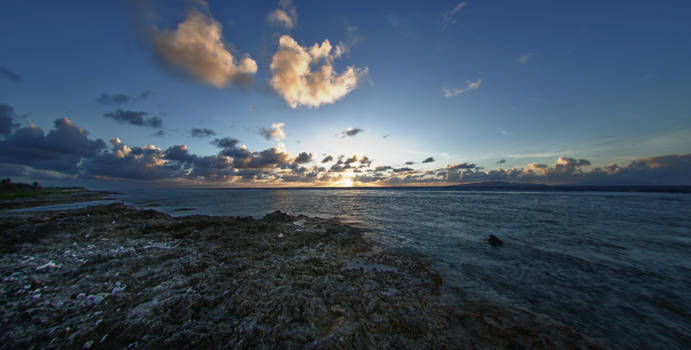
xmin=0 ymin=201 xmax=601 ymax=349
xmin=0 ymin=189 xmax=115 ymax=211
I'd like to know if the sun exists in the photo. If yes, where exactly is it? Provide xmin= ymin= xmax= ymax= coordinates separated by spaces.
xmin=330 ymin=177 xmax=354 ymax=187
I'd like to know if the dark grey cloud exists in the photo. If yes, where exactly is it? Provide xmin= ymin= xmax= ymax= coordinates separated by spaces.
xmin=0 ymin=67 xmax=21 ymax=82
xmin=0 ymin=117 xmax=106 ymax=174
xmin=82 ymin=139 xmax=185 ymax=180
xmin=104 ymin=109 xmax=162 ymax=129
xmin=393 ymin=167 xmax=413 ymax=173
xmin=164 ymin=144 xmax=196 ymax=164
xmin=341 ymin=128 xmax=364 ymax=137
xmin=153 ymin=130 xmax=165 ymax=137
xmin=321 ymin=155 xmax=333 ymax=163
xmin=497 ymin=159 xmax=506 ymax=164
xmin=405 ymin=161 xmax=415 ymax=165
xmin=190 ymin=128 xmax=216 ymax=138
xmin=422 ymin=157 xmax=434 ymax=163
xmin=375 ymin=166 xmax=392 ymax=172
xmin=97 ymin=90 xmax=153 ymax=106
xmin=446 ymin=162 xmax=476 ymax=171
xmin=0 ymin=103 xmax=21 ymax=135
xmin=294 ymin=152 xmax=313 ymax=164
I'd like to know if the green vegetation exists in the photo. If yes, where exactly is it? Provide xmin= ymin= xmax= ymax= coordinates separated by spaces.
xmin=0 ymin=179 xmax=84 ymax=200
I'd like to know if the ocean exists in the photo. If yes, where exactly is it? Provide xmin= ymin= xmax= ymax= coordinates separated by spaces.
xmin=110 ymin=189 xmax=689 ymax=348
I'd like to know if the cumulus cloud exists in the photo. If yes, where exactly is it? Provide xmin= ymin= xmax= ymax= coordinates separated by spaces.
xmin=267 ymin=0 xmax=297 ymax=29
xmin=190 ymin=128 xmax=216 ymax=138
xmin=259 ymin=122 xmax=286 ymax=141
xmin=405 ymin=161 xmax=415 ymax=165
xmin=341 ymin=128 xmax=364 ymax=137
xmin=270 ymin=35 xmax=368 ymax=108
xmin=422 ymin=157 xmax=435 ymax=163
xmin=0 ymin=67 xmax=21 ymax=82
xmin=151 ymin=5 xmax=257 ymax=88
xmin=82 ymin=138 xmax=186 ymax=180
xmin=97 ymin=90 xmax=153 ymax=106
xmin=443 ymin=79 xmax=482 ymax=98
xmin=104 ymin=109 xmax=163 ymax=129
xmin=0 ymin=117 xmax=106 ymax=174
xmin=441 ymin=1 xmax=468 ymax=30
xmin=0 ymin=103 xmax=21 ymax=135
xmin=294 ymin=152 xmax=312 ymax=164
xmin=517 ymin=53 xmax=535 ymax=65
xmin=321 ymin=155 xmax=333 ymax=163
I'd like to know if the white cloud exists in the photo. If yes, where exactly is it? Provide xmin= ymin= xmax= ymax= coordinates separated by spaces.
xmin=270 ymin=35 xmax=368 ymax=108
xmin=517 ymin=52 xmax=535 ymax=64
xmin=442 ymin=1 xmax=468 ymax=30
xmin=260 ymin=122 xmax=286 ymax=141
xmin=442 ymin=78 xmax=482 ymax=98
xmin=151 ymin=7 xmax=257 ymax=88
xmin=267 ymin=0 xmax=297 ymax=29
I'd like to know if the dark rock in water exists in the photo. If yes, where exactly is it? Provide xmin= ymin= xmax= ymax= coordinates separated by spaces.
xmin=488 ymin=235 xmax=504 ymax=246
xmin=172 ymin=207 xmax=196 ymax=212
xmin=264 ymin=210 xmax=293 ymax=223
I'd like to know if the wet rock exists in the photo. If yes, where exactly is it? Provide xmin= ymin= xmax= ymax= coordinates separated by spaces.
xmin=0 ymin=204 xmax=599 ymax=350
xmin=488 ymin=234 xmax=504 ymax=246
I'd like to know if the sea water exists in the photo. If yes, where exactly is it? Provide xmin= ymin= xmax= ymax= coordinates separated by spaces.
xmin=115 ymin=188 xmax=690 ymax=348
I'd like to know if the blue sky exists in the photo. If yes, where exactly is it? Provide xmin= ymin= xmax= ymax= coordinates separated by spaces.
xmin=1 ymin=0 xmax=690 ymax=187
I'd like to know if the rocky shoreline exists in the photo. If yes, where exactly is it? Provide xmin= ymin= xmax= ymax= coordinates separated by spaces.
xmin=1 ymin=202 xmax=601 ymax=349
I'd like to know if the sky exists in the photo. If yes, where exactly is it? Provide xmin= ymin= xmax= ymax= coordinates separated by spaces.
xmin=1 ymin=0 xmax=690 ymax=188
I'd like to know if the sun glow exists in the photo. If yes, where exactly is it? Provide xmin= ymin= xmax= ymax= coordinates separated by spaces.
xmin=332 ymin=177 xmax=354 ymax=187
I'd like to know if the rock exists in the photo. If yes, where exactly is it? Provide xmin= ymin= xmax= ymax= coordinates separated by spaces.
xmin=488 ymin=234 xmax=504 ymax=246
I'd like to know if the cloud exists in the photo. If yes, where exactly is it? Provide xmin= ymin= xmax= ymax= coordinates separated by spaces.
xmin=443 ymin=79 xmax=482 ymax=98
xmin=190 ymin=128 xmax=216 ymax=138
xmin=270 ymin=35 xmax=368 ymax=108
xmin=0 ymin=103 xmax=21 ymax=135
xmin=422 ymin=156 xmax=435 ymax=163
xmin=82 ymin=138 xmax=186 ymax=180
xmin=267 ymin=0 xmax=297 ymax=29
xmin=0 ymin=117 xmax=106 ymax=174
xmin=151 ymin=4 xmax=257 ymax=88
xmin=152 ymin=130 xmax=165 ymax=137
xmin=405 ymin=161 xmax=415 ymax=165
xmin=0 ymin=67 xmax=21 ymax=82
xmin=259 ymin=122 xmax=286 ymax=141
xmin=321 ymin=155 xmax=333 ymax=163
xmin=294 ymin=152 xmax=312 ymax=164
xmin=341 ymin=128 xmax=364 ymax=137
xmin=104 ymin=109 xmax=163 ymax=129
xmin=497 ymin=159 xmax=506 ymax=164
xmin=97 ymin=90 xmax=153 ymax=106
xmin=441 ymin=1 xmax=468 ymax=30
xmin=517 ymin=53 xmax=535 ymax=65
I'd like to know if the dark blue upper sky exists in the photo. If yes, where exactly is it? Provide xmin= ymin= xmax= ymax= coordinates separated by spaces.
xmin=1 ymin=0 xmax=690 ymax=186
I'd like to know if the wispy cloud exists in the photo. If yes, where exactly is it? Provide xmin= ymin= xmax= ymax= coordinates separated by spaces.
xmin=517 ymin=52 xmax=535 ymax=64
xmin=259 ymin=122 xmax=286 ymax=141
xmin=151 ymin=2 xmax=257 ymax=88
xmin=104 ymin=109 xmax=163 ymax=129
xmin=190 ymin=128 xmax=216 ymax=138
xmin=441 ymin=1 xmax=468 ymax=30
xmin=442 ymin=78 xmax=482 ymax=98
xmin=270 ymin=35 xmax=368 ymax=108
xmin=267 ymin=0 xmax=297 ymax=29
xmin=0 ymin=67 xmax=21 ymax=82
xmin=340 ymin=128 xmax=364 ymax=137
xmin=97 ymin=90 xmax=153 ymax=106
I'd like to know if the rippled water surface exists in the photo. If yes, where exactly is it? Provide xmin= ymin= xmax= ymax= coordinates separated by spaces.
xmin=117 ymin=188 xmax=691 ymax=348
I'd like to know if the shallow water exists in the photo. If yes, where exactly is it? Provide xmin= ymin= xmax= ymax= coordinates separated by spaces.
xmin=113 ymin=188 xmax=691 ymax=348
